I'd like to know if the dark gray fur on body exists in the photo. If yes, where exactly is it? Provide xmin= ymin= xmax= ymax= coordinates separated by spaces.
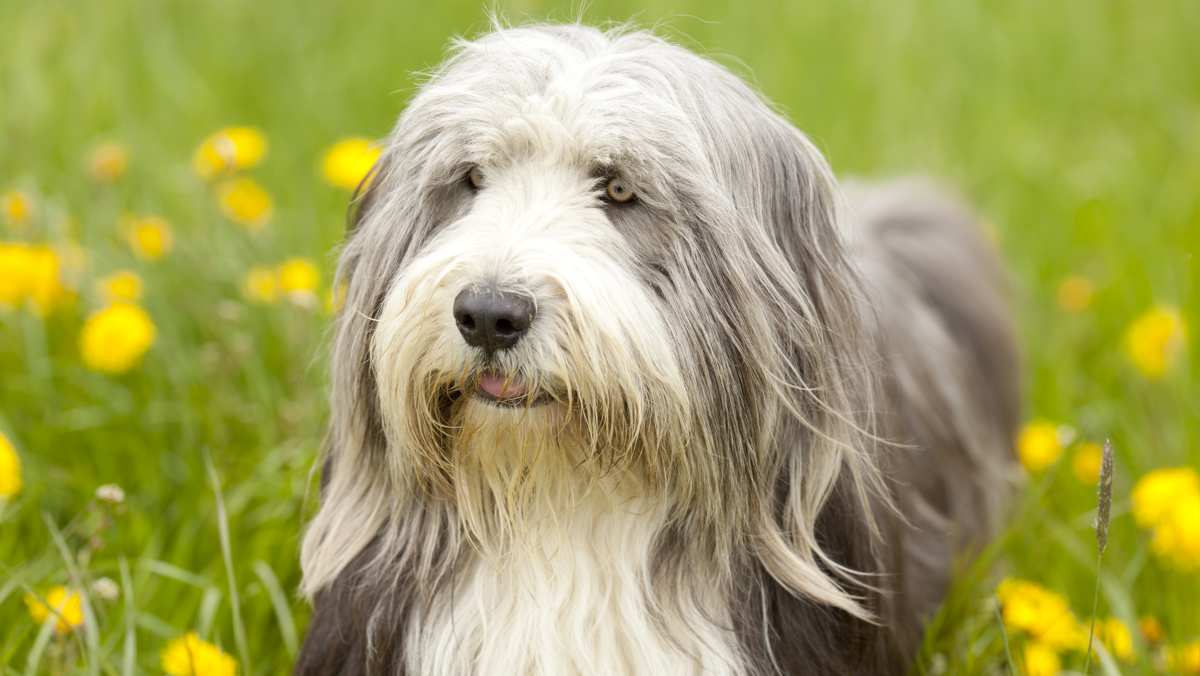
xmin=296 ymin=23 xmax=1019 ymax=676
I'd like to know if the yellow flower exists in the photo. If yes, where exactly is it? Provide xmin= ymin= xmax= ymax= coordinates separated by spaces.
xmin=161 ymin=632 xmax=238 ymax=676
xmin=1016 ymin=421 xmax=1065 ymax=473
xmin=321 ymin=137 xmax=382 ymax=190
xmin=1149 ymin=491 xmax=1200 ymax=570
xmin=0 ymin=431 xmax=21 ymax=499
xmin=1169 ymin=641 xmax=1200 ymax=673
xmin=79 ymin=303 xmax=156 ymax=374
xmin=1139 ymin=615 xmax=1164 ymax=644
xmin=2 ymin=190 xmax=33 ymax=230
xmin=241 ymin=266 xmax=278 ymax=303
xmin=1071 ymin=442 xmax=1103 ymax=484
xmin=24 ymin=586 xmax=84 ymax=634
xmin=126 ymin=215 xmax=174 ymax=261
xmin=1125 ymin=305 xmax=1187 ymax=379
xmin=98 ymin=270 xmax=143 ymax=303
xmin=0 ymin=243 xmax=69 ymax=315
xmin=217 ymin=177 xmax=273 ymax=230
xmin=1132 ymin=467 xmax=1200 ymax=528
xmin=1022 ymin=642 xmax=1060 ymax=676
xmin=87 ymin=142 xmax=129 ymax=183
xmin=193 ymin=126 xmax=267 ymax=179
xmin=1097 ymin=617 xmax=1134 ymax=662
xmin=997 ymin=578 xmax=1086 ymax=651
xmin=1056 ymin=275 xmax=1094 ymax=313
xmin=277 ymin=257 xmax=320 ymax=301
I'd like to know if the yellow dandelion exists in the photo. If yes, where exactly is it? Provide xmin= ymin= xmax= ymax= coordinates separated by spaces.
xmin=79 ymin=302 xmax=156 ymax=374
xmin=2 ymin=190 xmax=33 ymax=230
xmin=277 ymin=257 xmax=320 ymax=304
xmin=0 ymin=431 xmax=21 ymax=500
xmin=125 ymin=215 xmax=174 ymax=261
xmin=1071 ymin=442 xmax=1103 ymax=484
xmin=1125 ymin=305 xmax=1187 ymax=379
xmin=161 ymin=632 xmax=238 ymax=676
xmin=1132 ymin=467 xmax=1200 ymax=528
xmin=1022 ymin=642 xmax=1061 ymax=676
xmin=1139 ymin=616 xmax=1164 ymax=644
xmin=1016 ymin=421 xmax=1065 ymax=473
xmin=1149 ymin=491 xmax=1200 ymax=570
xmin=23 ymin=245 xmax=69 ymax=316
xmin=1 ymin=242 xmax=27 ymax=310
xmin=321 ymin=137 xmax=382 ymax=191
xmin=1097 ymin=617 xmax=1134 ymax=662
xmin=1056 ymin=275 xmax=1094 ymax=313
xmin=193 ymin=126 xmax=267 ymax=179
xmin=24 ymin=586 xmax=84 ymax=634
xmin=98 ymin=270 xmax=143 ymax=303
xmin=1169 ymin=641 xmax=1200 ymax=673
xmin=241 ymin=266 xmax=278 ymax=303
xmin=997 ymin=578 xmax=1086 ymax=651
xmin=217 ymin=177 xmax=273 ymax=230
xmin=87 ymin=142 xmax=129 ymax=183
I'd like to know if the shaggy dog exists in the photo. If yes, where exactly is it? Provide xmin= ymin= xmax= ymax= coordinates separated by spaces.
xmin=296 ymin=23 xmax=1019 ymax=676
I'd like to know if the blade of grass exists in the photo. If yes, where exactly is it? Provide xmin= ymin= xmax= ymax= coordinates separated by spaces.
xmin=119 ymin=557 xmax=136 ymax=676
xmin=205 ymin=450 xmax=251 ymax=673
xmin=253 ymin=560 xmax=299 ymax=658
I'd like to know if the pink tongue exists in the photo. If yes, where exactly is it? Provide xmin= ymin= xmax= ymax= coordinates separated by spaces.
xmin=479 ymin=373 xmax=527 ymax=399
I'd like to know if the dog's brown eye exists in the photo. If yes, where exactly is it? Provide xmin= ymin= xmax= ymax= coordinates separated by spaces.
xmin=467 ymin=166 xmax=485 ymax=190
xmin=605 ymin=177 xmax=635 ymax=203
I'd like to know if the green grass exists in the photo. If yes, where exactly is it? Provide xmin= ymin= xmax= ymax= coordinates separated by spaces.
xmin=2 ymin=0 xmax=1197 ymax=673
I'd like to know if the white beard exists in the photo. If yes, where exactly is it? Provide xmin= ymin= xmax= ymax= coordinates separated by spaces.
xmin=405 ymin=428 xmax=743 ymax=676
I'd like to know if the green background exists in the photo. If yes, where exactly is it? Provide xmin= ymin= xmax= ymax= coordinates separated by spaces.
xmin=2 ymin=0 xmax=1197 ymax=673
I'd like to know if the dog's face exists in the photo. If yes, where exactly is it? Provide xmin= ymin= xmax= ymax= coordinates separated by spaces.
xmin=307 ymin=25 xmax=878 ymax=616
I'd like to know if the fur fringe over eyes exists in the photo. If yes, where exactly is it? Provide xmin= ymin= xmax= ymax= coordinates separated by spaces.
xmin=296 ymin=21 xmax=1019 ymax=676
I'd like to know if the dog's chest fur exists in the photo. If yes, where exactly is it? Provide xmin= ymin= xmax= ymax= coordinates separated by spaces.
xmin=405 ymin=492 xmax=742 ymax=675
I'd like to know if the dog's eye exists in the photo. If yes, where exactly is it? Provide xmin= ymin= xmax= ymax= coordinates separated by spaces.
xmin=605 ymin=177 xmax=635 ymax=204
xmin=467 ymin=166 xmax=485 ymax=190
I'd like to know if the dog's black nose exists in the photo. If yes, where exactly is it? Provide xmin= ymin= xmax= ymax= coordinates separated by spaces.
xmin=453 ymin=287 xmax=535 ymax=353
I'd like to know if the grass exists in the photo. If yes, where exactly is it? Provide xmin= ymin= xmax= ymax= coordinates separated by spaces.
xmin=1 ymin=0 xmax=1197 ymax=673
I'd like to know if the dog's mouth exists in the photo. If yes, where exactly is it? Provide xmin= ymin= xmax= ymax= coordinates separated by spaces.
xmin=472 ymin=371 xmax=551 ymax=408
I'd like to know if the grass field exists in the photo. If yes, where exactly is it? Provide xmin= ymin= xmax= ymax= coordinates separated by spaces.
xmin=2 ymin=0 xmax=1198 ymax=673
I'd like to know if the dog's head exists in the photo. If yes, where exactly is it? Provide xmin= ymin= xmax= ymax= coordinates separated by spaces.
xmin=304 ymin=24 xmax=882 ymax=618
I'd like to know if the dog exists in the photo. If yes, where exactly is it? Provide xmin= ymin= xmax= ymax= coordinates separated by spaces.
xmin=295 ymin=22 xmax=1019 ymax=676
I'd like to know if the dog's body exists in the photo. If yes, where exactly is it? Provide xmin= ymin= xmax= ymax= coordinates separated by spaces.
xmin=296 ymin=24 xmax=1018 ymax=676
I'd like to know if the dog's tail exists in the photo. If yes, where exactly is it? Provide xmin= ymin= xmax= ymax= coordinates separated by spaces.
xmin=840 ymin=177 xmax=1022 ymax=645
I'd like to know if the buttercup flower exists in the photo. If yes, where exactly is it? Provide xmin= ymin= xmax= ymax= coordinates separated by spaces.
xmin=98 ymin=269 xmax=143 ymax=303
xmin=277 ymin=257 xmax=319 ymax=302
xmin=88 ymin=142 xmax=129 ymax=183
xmin=0 ymin=431 xmax=21 ymax=499
xmin=125 ymin=215 xmax=174 ymax=261
xmin=79 ymin=302 xmax=157 ymax=374
xmin=193 ymin=126 xmax=267 ymax=179
xmin=1016 ymin=421 xmax=1065 ymax=473
xmin=1056 ymin=275 xmax=1094 ymax=313
xmin=217 ymin=177 xmax=273 ymax=230
xmin=1125 ymin=305 xmax=1187 ymax=379
xmin=1071 ymin=442 xmax=1103 ymax=484
xmin=997 ymin=578 xmax=1085 ymax=651
xmin=322 ymin=137 xmax=381 ymax=190
xmin=1022 ymin=642 xmax=1060 ymax=676
xmin=1132 ymin=467 xmax=1199 ymax=528
xmin=242 ymin=267 xmax=279 ymax=303
xmin=24 ymin=586 xmax=84 ymax=634
xmin=161 ymin=632 xmax=238 ymax=676
xmin=2 ymin=190 xmax=32 ymax=229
